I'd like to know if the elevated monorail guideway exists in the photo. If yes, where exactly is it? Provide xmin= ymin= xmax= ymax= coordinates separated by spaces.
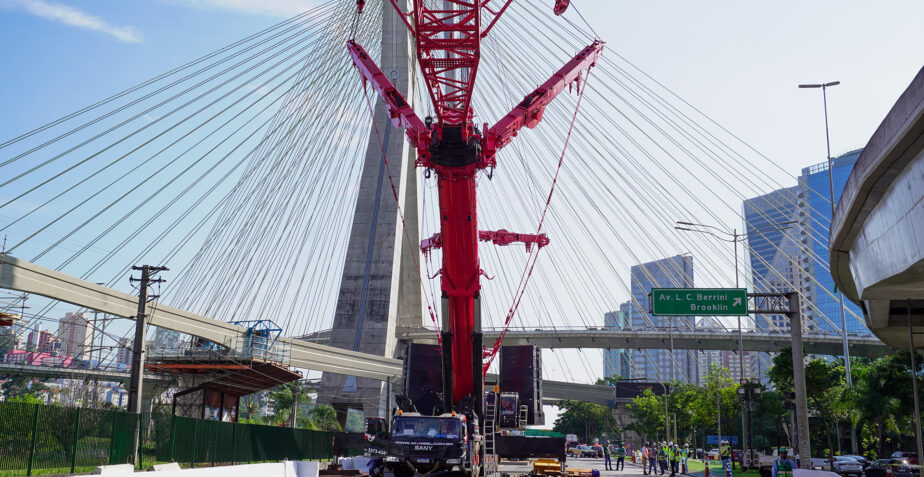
xmin=0 ymin=255 xmax=402 ymax=380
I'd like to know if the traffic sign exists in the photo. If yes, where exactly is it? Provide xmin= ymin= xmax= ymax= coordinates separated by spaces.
xmin=650 ymin=288 xmax=747 ymax=316
xmin=706 ymin=435 xmax=738 ymax=445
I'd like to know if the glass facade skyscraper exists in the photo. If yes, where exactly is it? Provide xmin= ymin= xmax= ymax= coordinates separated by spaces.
xmin=743 ymin=186 xmax=803 ymax=332
xmin=629 ymin=255 xmax=698 ymax=383
xmin=798 ymin=149 xmax=866 ymax=333
xmin=743 ymin=149 xmax=869 ymax=340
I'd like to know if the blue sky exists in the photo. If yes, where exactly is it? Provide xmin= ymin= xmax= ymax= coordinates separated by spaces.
xmin=0 ymin=0 xmax=304 ymax=136
xmin=2 ymin=0 xmax=922 ymax=168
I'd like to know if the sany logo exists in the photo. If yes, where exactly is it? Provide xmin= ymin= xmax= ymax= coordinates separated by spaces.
xmin=415 ymin=445 xmax=434 ymax=451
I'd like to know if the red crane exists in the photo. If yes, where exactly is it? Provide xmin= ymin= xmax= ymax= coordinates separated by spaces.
xmin=349 ymin=0 xmax=603 ymax=409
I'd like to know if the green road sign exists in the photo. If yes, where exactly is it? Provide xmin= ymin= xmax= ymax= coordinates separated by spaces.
xmin=650 ymin=288 xmax=748 ymax=316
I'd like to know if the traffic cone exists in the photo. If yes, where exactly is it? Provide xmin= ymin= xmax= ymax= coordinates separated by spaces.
xmin=682 ymin=460 xmax=687 ymax=474
xmin=705 ymin=463 xmax=710 ymax=477
xmin=887 ymin=466 xmax=893 ymax=477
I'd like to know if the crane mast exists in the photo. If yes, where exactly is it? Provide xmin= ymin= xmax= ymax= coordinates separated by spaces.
xmin=349 ymin=0 xmax=603 ymax=410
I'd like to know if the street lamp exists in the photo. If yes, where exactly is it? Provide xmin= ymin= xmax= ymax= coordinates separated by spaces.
xmin=798 ymin=80 xmax=859 ymax=454
xmin=738 ymin=377 xmax=762 ymax=464
xmin=676 ymin=219 xmax=794 ymax=454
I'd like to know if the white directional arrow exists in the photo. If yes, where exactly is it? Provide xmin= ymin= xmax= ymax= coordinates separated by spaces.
xmin=732 ymin=297 xmax=742 ymax=307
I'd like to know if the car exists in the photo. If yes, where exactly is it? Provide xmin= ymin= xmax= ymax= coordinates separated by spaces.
xmin=567 ymin=445 xmax=590 ymax=458
xmin=827 ymin=456 xmax=863 ymax=477
xmin=892 ymin=452 xmax=920 ymax=465
xmin=868 ymin=459 xmax=919 ymax=477
xmin=587 ymin=445 xmax=604 ymax=458
xmin=696 ymin=448 xmax=704 ymax=459
xmin=707 ymin=449 xmax=721 ymax=460
xmin=839 ymin=455 xmax=870 ymax=469
xmin=733 ymin=449 xmax=744 ymax=462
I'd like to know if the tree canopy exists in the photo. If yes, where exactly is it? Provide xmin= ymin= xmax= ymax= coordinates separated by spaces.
xmin=552 ymin=400 xmax=618 ymax=443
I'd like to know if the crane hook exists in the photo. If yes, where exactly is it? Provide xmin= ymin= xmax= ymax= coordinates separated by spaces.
xmin=553 ymin=0 xmax=569 ymax=16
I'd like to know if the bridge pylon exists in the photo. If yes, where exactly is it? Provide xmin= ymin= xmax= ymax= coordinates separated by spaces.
xmin=316 ymin=0 xmax=422 ymax=421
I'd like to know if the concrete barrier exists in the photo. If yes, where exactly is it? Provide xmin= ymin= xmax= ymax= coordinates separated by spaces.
xmin=88 ymin=461 xmax=320 ymax=477
xmin=150 ymin=463 xmax=183 ymax=471
xmin=795 ymin=470 xmax=839 ymax=477
xmin=94 ymin=464 xmax=135 ymax=475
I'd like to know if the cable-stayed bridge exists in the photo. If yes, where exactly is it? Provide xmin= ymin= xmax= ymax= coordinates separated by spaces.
xmin=0 ymin=0 xmax=890 ymax=417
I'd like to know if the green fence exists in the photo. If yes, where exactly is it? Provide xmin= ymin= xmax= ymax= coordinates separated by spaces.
xmin=0 ymin=402 xmax=334 ymax=476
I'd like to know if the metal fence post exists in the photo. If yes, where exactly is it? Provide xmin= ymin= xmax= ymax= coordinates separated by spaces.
xmin=230 ymin=423 xmax=236 ymax=466
xmin=170 ymin=414 xmax=177 ymax=463
xmin=211 ymin=422 xmax=217 ymax=467
xmin=71 ymin=407 xmax=82 ymax=473
xmin=26 ymin=404 xmax=39 ymax=476
xmin=108 ymin=410 xmax=117 ymax=465
xmin=191 ymin=420 xmax=198 ymax=468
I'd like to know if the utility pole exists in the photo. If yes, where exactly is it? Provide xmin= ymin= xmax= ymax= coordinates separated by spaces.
xmin=127 ymin=265 xmax=167 ymax=414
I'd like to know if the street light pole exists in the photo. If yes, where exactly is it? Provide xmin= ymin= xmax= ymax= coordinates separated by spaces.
xmin=799 ymin=80 xmax=857 ymax=454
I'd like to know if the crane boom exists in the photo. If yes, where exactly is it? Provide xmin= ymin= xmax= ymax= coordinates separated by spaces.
xmin=348 ymin=0 xmax=602 ymax=409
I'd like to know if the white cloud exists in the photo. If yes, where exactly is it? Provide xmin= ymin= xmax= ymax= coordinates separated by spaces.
xmin=12 ymin=0 xmax=142 ymax=43
xmin=166 ymin=0 xmax=314 ymax=17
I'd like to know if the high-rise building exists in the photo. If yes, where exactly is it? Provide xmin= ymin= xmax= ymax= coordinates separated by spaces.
xmin=696 ymin=317 xmax=753 ymax=382
xmin=27 ymin=327 xmax=57 ymax=354
xmin=629 ymin=255 xmax=698 ymax=383
xmin=797 ymin=150 xmax=866 ymax=334
xmin=603 ymin=302 xmax=632 ymax=379
xmin=743 ymin=186 xmax=804 ymax=332
xmin=57 ymin=312 xmax=92 ymax=360
xmin=117 ymin=337 xmax=133 ymax=368
xmin=743 ymin=150 xmax=869 ymax=382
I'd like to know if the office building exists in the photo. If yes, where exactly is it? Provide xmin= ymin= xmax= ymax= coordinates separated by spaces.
xmin=743 ymin=186 xmax=804 ymax=331
xmin=603 ymin=302 xmax=632 ymax=379
xmin=797 ymin=150 xmax=867 ymax=333
xmin=629 ymin=255 xmax=699 ymax=383
xmin=117 ymin=337 xmax=133 ymax=368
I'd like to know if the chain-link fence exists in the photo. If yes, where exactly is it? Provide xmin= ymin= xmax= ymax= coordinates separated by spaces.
xmin=0 ymin=402 xmax=334 ymax=476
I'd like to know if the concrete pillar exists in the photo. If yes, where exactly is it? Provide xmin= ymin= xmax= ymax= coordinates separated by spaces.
xmin=319 ymin=0 xmax=421 ymax=418
xmin=788 ymin=292 xmax=811 ymax=466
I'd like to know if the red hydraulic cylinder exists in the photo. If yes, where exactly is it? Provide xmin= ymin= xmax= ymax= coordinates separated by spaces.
xmin=435 ymin=163 xmax=480 ymax=404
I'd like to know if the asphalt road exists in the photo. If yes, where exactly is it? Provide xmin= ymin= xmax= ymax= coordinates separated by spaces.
xmin=497 ymin=457 xmax=657 ymax=477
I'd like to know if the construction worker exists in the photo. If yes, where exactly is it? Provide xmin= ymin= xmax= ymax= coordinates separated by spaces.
xmin=681 ymin=444 xmax=691 ymax=473
xmin=720 ymin=440 xmax=732 ymax=471
xmin=642 ymin=442 xmax=651 ymax=475
xmin=659 ymin=441 xmax=668 ymax=475
xmin=772 ymin=447 xmax=796 ymax=477
xmin=616 ymin=442 xmax=627 ymax=471
xmin=668 ymin=442 xmax=677 ymax=477
xmin=604 ymin=442 xmax=613 ymax=470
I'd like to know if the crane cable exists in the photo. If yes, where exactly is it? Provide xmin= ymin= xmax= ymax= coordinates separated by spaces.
xmin=483 ymin=67 xmax=594 ymax=373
